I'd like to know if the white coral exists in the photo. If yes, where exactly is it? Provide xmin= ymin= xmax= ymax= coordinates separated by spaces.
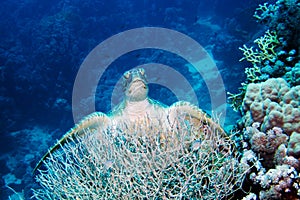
xmin=33 ymin=120 xmax=249 ymax=199
xmin=252 ymin=164 xmax=300 ymax=199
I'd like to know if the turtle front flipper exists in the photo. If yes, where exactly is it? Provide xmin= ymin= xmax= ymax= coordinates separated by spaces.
xmin=167 ymin=101 xmax=226 ymax=137
xmin=33 ymin=112 xmax=110 ymax=173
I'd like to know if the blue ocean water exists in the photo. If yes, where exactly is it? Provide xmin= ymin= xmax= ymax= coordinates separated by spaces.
xmin=0 ymin=0 xmax=267 ymax=199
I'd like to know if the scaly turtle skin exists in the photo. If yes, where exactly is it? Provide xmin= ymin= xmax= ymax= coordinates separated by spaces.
xmin=33 ymin=68 xmax=226 ymax=172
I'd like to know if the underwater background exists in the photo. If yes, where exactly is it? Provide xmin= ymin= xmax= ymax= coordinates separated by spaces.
xmin=2 ymin=0 xmax=300 ymax=199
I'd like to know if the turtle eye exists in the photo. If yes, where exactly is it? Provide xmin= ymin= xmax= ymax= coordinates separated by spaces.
xmin=138 ymin=68 xmax=145 ymax=76
xmin=123 ymin=71 xmax=131 ymax=79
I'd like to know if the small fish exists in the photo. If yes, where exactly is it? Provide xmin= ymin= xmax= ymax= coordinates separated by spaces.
xmin=289 ymin=49 xmax=296 ymax=56
xmin=191 ymin=140 xmax=202 ymax=151
xmin=286 ymin=56 xmax=294 ymax=62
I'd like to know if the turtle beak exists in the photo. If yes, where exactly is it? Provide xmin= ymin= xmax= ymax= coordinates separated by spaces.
xmin=132 ymin=78 xmax=147 ymax=87
xmin=126 ymin=77 xmax=148 ymax=101
xmin=130 ymin=78 xmax=147 ymax=91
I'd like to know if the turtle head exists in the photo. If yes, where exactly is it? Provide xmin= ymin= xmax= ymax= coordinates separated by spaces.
xmin=123 ymin=68 xmax=148 ymax=102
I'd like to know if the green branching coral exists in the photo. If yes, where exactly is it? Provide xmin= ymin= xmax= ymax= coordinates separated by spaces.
xmin=253 ymin=0 xmax=300 ymax=53
xmin=229 ymin=30 xmax=279 ymax=112
xmin=253 ymin=2 xmax=277 ymax=21
xmin=239 ymin=30 xmax=279 ymax=65
xmin=245 ymin=65 xmax=262 ymax=83
xmin=227 ymin=83 xmax=247 ymax=113
xmin=255 ymin=30 xmax=279 ymax=58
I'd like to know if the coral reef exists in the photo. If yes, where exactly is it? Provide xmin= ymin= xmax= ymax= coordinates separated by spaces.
xmin=237 ymin=78 xmax=300 ymax=198
xmin=33 ymin=119 xmax=249 ymax=199
xmin=240 ymin=123 xmax=300 ymax=199
xmin=2 ymin=0 xmax=298 ymax=199
xmin=227 ymin=1 xmax=300 ymax=199
xmin=228 ymin=0 xmax=300 ymax=112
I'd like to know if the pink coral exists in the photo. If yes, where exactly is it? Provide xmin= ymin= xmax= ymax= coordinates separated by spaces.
xmin=250 ymin=128 xmax=288 ymax=155
xmin=251 ymin=164 xmax=299 ymax=200
xmin=249 ymin=125 xmax=288 ymax=168
xmin=275 ymin=144 xmax=300 ymax=169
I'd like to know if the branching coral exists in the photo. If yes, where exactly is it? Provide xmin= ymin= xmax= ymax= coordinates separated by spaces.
xmin=32 ymin=119 xmax=250 ymax=199
xmin=253 ymin=0 xmax=300 ymax=52
xmin=253 ymin=3 xmax=277 ymax=22
xmin=255 ymin=30 xmax=279 ymax=61
xmin=239 ymin=30 xmax=279 ymax=65
xmin=227 ymin=84 xmax=247 ymax=112
xmin=229 ymin=30 xmax=279 ymax=111
xmin=245 ymin=65 xmax=263 ymax=83
xmin=239 ymin=45 xmax=263 ymax=65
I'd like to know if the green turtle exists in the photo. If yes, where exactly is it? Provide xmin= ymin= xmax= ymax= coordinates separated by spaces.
xmin=33 ymin=68 xmax=226 ymax=172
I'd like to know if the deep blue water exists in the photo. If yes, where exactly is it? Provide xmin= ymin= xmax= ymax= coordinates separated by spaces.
xmin=0 ymin=0 xmax=267 ymax=199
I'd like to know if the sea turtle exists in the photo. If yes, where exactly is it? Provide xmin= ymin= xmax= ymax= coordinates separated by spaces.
xmin=33 ymin=68 xmax=226 ymax=172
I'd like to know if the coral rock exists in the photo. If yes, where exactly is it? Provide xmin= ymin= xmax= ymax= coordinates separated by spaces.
xmin=241 ymin=78 xmax=300 ymax=134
